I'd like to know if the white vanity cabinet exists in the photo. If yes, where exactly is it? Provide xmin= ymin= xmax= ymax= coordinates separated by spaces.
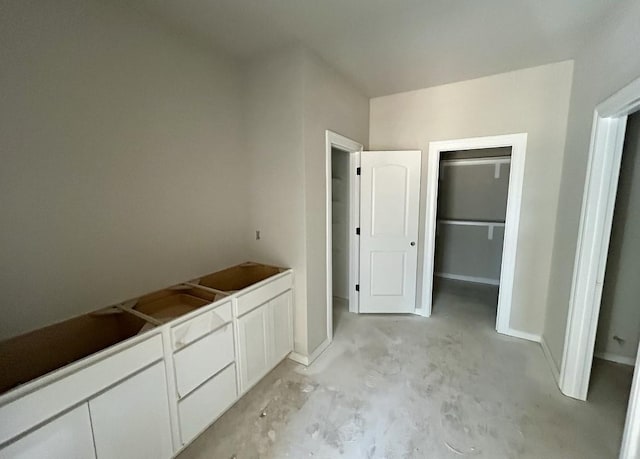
xmin=0 ymin=334 xmax=170 ymax=458
xmin=0 ymin=264 xmax=295 ymax=458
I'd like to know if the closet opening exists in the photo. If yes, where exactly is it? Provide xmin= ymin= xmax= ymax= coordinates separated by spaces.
xmin=432 ymin=147 xmax=511 ymax=327
xmin=422 ymin=133 xmax=527 ymax=333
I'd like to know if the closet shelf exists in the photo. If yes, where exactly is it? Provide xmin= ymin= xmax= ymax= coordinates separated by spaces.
xmin=440 ymin=156 xmax=511 ymax=167
xmin=437 ymin=219 xmax=505 ymax=227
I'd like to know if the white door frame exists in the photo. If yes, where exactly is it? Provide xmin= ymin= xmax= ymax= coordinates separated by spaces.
xmin=325 ymin=131 xmax=363 ymax=343
xmin=420 ymin=133 xmax=528 ymax=338
xmin=559 ymin=75 xmax=640 ymax=458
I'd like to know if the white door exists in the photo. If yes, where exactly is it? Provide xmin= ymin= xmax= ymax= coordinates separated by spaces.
xmin=90 ymin=362 xmax=173 ymax=459
xmin=359 ymin=150 xmax=421 ymax=313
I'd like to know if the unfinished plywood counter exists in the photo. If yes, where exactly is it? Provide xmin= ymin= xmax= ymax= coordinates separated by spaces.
xmin=0 ymin=262 xmax=294 ymax=458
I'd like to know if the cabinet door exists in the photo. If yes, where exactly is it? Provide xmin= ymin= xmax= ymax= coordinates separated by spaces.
xmin=237 ymin=304 xmax=269 ymax=392
xmin=269 ymin=290 xmax=293 ymax=365
xmin=0 ymin=404 xmax=95 ymax=459
xmin=90 ymin=362 xmax=173 ymax=459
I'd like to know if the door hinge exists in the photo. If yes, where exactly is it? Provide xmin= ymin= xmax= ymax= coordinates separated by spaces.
xmin=355 ymin=284 xmax=360 ymax=292
xmin=356 ymin=227 xmax=360 ymax=235
xmin=356 ymin=167 xmax=361 ymax=175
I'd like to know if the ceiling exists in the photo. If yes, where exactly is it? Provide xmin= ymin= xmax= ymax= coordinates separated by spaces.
xmin=134 ymin=0 xmax=618 ymax=97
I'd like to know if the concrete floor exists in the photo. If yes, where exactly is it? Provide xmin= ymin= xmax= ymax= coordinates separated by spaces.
xmin=178 ymin=279 xmax=633 ymax=459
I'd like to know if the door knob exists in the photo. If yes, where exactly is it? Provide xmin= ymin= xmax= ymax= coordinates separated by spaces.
xmin=410 ymin=241 xmax=416 ymax=246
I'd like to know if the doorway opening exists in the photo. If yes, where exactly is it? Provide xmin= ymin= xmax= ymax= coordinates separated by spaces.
xmin=559 ymin=76 xmax=640 ymax=457
xmin=589 ymin=111 xmax=640 ymax=451
xmin=432 ymin=147 xmax=511 ymax=326
xmin=325 ymin=131 xmax=362 ymax=346
xmin=421 ymin=133 xmax=527 ymax=339
xmin=330 ymin=146 xmax=352 ymax=333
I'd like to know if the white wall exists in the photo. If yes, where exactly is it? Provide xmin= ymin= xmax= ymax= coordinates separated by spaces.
xmin=302 ymin=52 xmax=369 ymax=354
xmin=438 ymin=161 xmax=510 ymax=222
xmin=435 ymin=156 xmax=510 ymax=283
xmin=435 ymin=226 xmax=505 ymax=283
xmin=370 ymin=61 xmax=574 ymax=336
xmin=243 ymin=47 xmax=309 ymax=354
xmin=0 ymin=0 xmax=248 ymax=340
xmin=244 ymin=48 xmax=368 ymax=357
xmin=331 ymin=148 xmax=350 ymax=300
xmin=544 ymin=0 xmax=640 ymax=370
xmin=595 ymin=113 xmax=640 ymax=362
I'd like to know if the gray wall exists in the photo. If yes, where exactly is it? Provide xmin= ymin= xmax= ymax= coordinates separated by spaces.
xmin=595 ymin=112 xmax=640 ymax=362
xmin=438 ymin=160 xmax=510 ymax=221
xmin=243 ymin=47 xmax=308 ymax=353
xmin=435 ymin=225 xmax=505 ymax=281
xmin=370 ymin=61 xmax=573 ymax=336
xmin=435 ymin=151 xmax=510 ymax=282
xmin=0 ymin=0 xmax=248 ymax=340
xmin=302 ymin=52 xmax=369 ymax=354
xmin=543 ymin=0 xmax=640 ymax=370
xmin=331 ymin=148 xmax=350 ymax=300
xmin=245 ymin=47 xmax=369 ymax=357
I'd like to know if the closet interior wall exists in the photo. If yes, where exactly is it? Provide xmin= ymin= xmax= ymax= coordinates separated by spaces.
xmin=435 ymin=147 xmax=512 ymax=288
xmin=331 ymin=148 xmax=350 ymax=303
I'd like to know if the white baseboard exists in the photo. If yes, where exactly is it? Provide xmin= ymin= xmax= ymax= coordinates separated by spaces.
xmin=287 ymin=338 xmax=332 ymax=367
xmin=595 ymin=351 xmax=636 ymax=366
xmin=501 ymin=327 xmax=541 ymax=343
xmin=435 ymin=272 xmax=500 ymax=286
xmin=287 ymin=351 xmax=309 ymax=366
xmin=541 ymin=336 xmax=560 ymax=383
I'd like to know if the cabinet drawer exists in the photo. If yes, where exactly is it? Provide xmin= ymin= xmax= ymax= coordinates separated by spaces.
xmin=178 ymin=363 xmax=237 ymax=445
xmin=236 ymin=272 xmax=292 ymax=317
xmin=173 ymin=324 xmax=234 ymax=398
xmin=171 ymin=301 xmax=232 ymax=351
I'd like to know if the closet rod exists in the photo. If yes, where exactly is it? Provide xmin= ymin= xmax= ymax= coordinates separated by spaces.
xmin=440 ymin=156 xmax=511 ymax=167
xmin=438 ymin=219 xmax=505 ymax=227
